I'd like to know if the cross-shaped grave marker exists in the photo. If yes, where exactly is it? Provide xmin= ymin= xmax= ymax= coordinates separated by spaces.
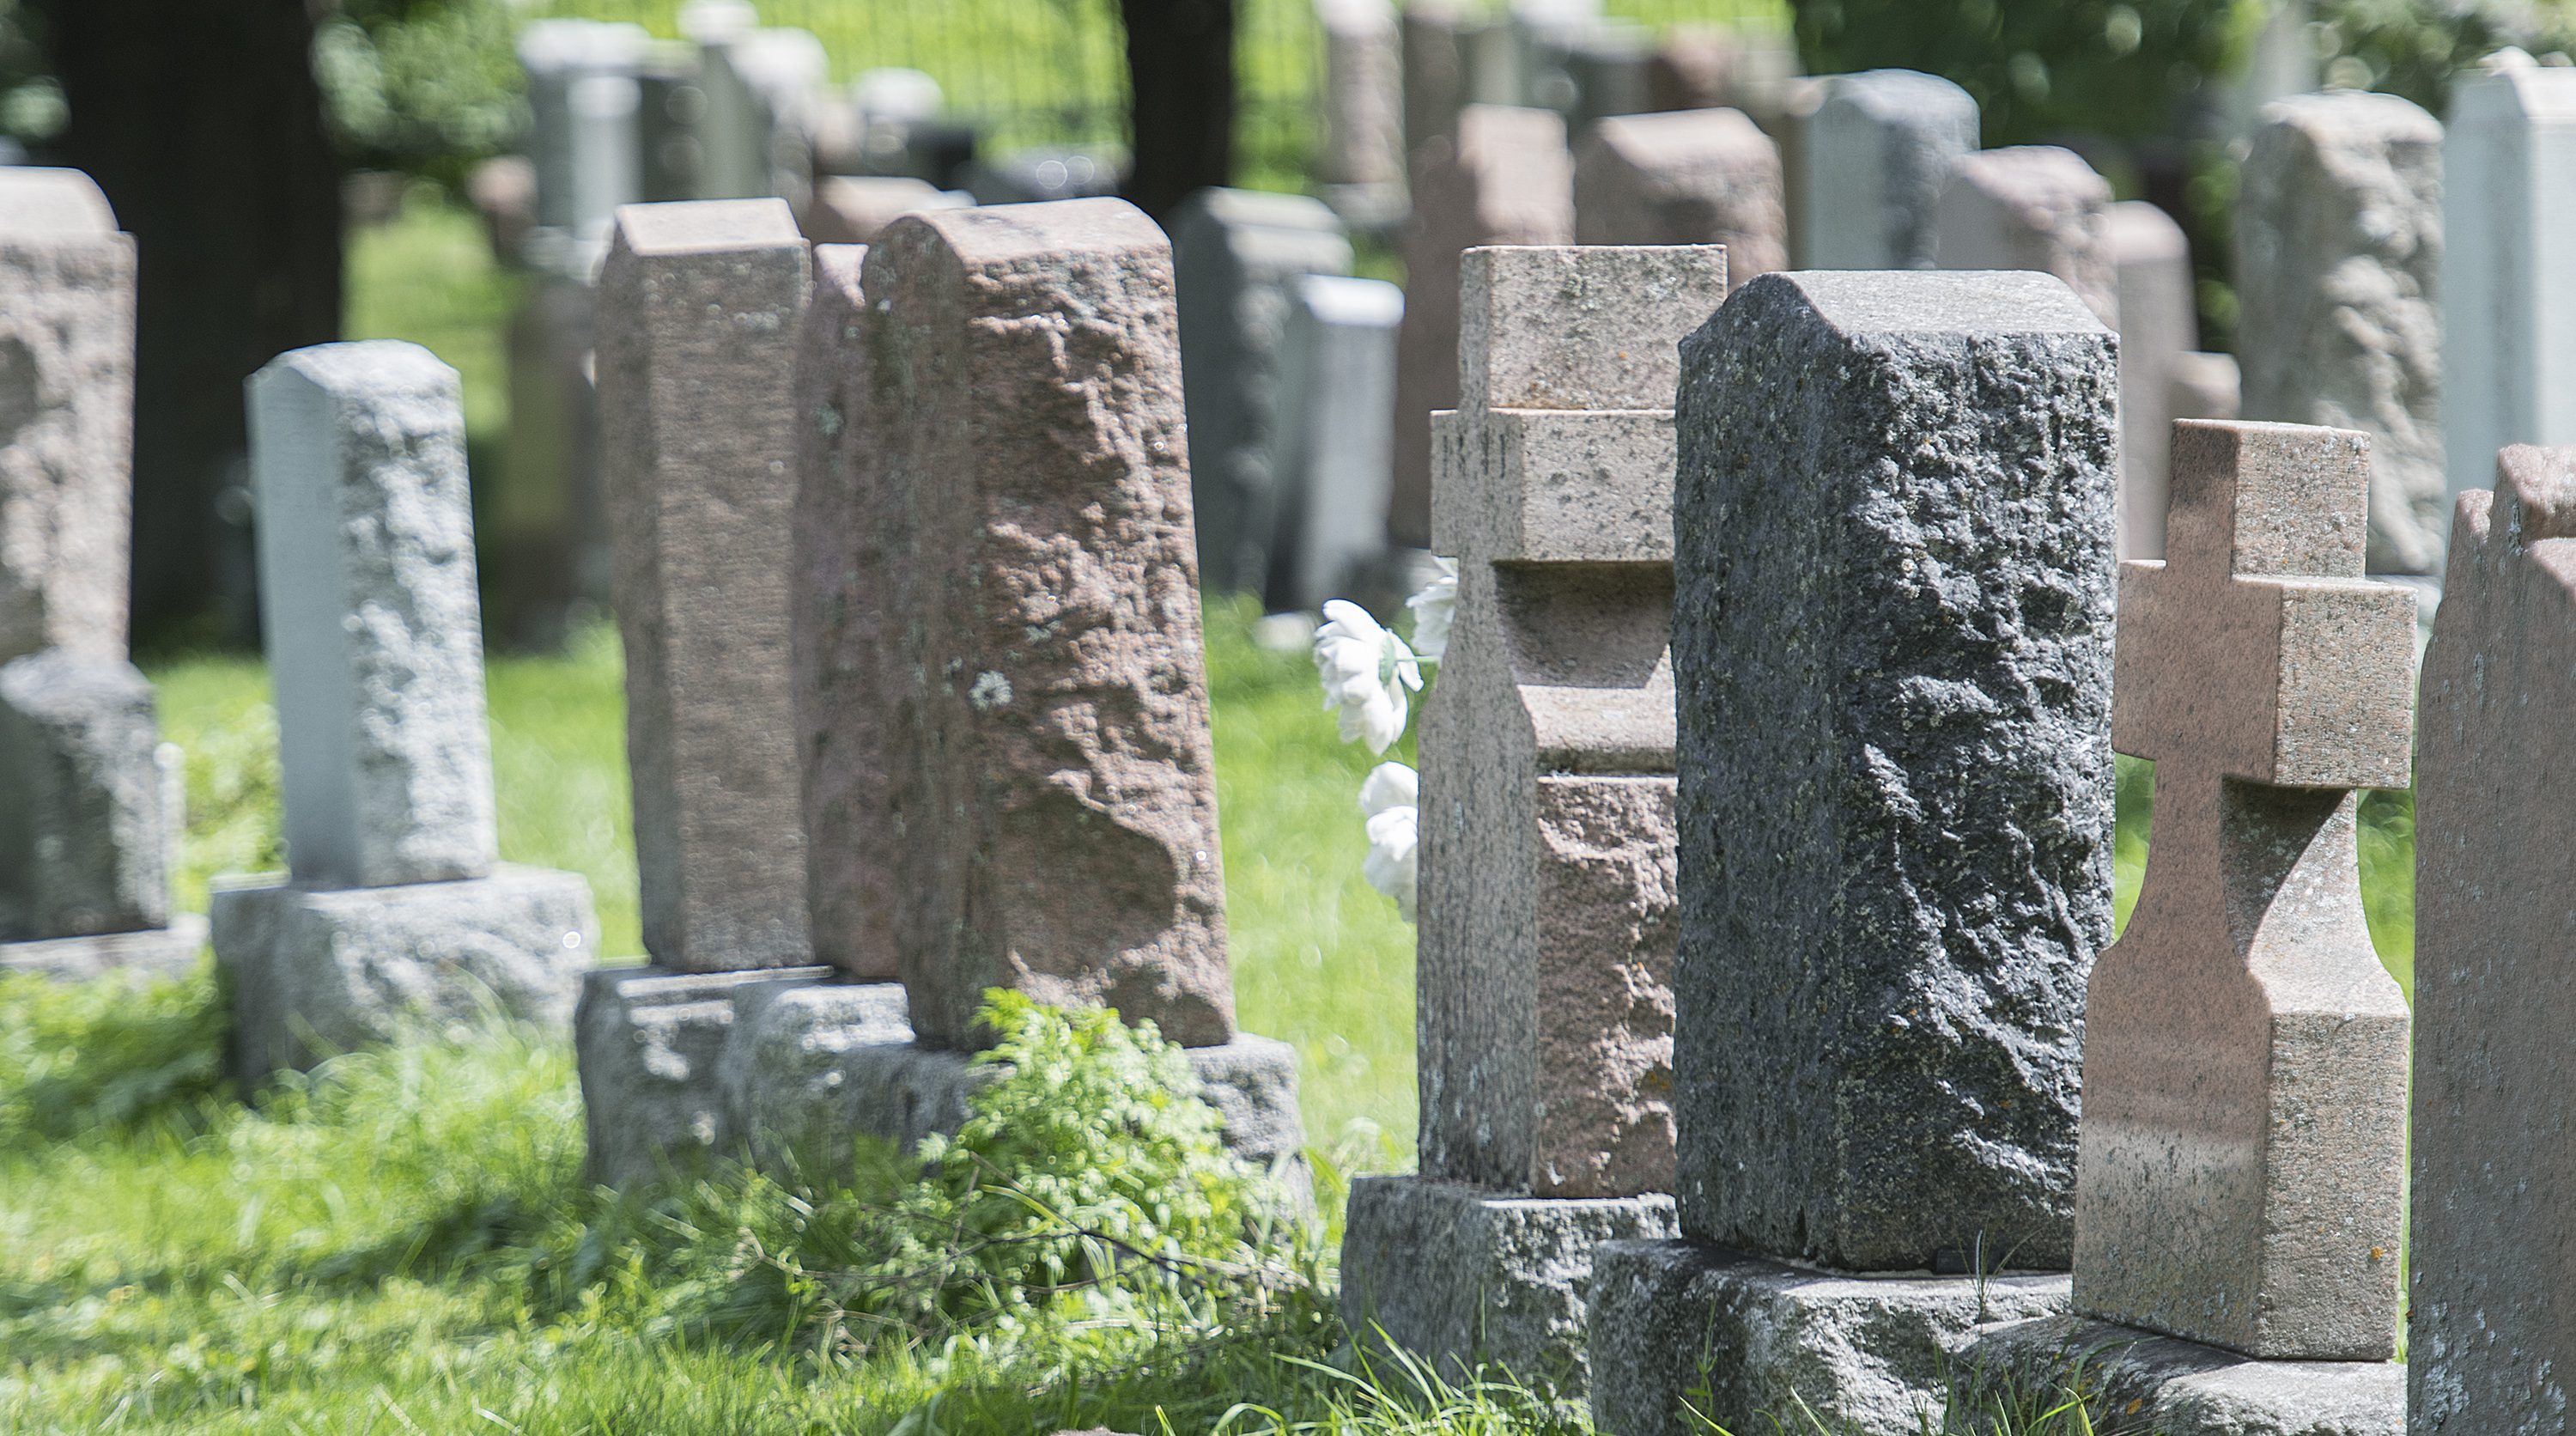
xmin=2073 ymin=418 xmax=2415 ymax=1360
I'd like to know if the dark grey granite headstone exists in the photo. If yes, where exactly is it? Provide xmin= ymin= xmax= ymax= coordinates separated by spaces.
xmin=1672 ymin=270 xmax=2117 ymax=1271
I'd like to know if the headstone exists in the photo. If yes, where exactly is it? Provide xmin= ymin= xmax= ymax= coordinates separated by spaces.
xmin=1400 ymin=0 xmax=1472 ymax=155
xmin=464 ymin=155 xmax=537 ymax=268
xmin=2171 ymin=350 xmax=2242 ymax=424
xmin=966 ymin=149 xmax=1121 ymax=204
xmin=516 ymin=20 xmax=647 ymax=269
xmin=1932 ymin=145 xmax=2115 ymax=323
xmin=638 ymin=40 xmax=708 ymax=205
xmin=1343 ymin=245 xmax=1722 ymax=1391
xmin=2107 ymin=200 xmax=2197 ymax=561
xmin=1549 ymin=20 xmax=1654 ymax=135
xmin=1391 ymin=104 xmax=1573 ymax=549
xmin=684 ymin=3 xmax=826 ymax=204
xmin=1572 ymin=108 xmax=1786 ymax=278
xmin=1316 ymin=0 xmax=1407 ymax=223
xmin=1268 ymin=274 xmax=1403 ymax=611
xmin=2413 ymin=443 xmax=2576 ymax=1432
xmin=799 ymin=174 xmax=969 ymax=246
xmin=1646 ymin=24 xmax=1798 ymax=119
xmin=2074 ymin=420 xmax=2414 ymax=1358
xmin=2238 ymin=91 xmax=2446 ymax=581
xmin=215 ymin=342 xmax=597 ymax=1077
xmin=490 ymin=277 xmax=610 ymax=648
xmin=596 ymin=198 xmax=813 ymax=973
xmin=1592 ymin=270 xmax=2117 ymax=1436
xmin=0 ymin=653 xmax=173 ymax=943
xmin=1795 ymin=70 xmax=1979 ymax=271
xmin=2441 ymin=56 xmax=2576 ymax=517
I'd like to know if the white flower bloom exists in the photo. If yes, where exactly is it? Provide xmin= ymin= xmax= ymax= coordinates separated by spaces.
xmin=1314 ymin=599 xmax=1421 ymax=753
xmin=1358 ymin=762 xmax=1419 ymax=923
xmin=1406 ymin=556 xmax=1459 ymax=663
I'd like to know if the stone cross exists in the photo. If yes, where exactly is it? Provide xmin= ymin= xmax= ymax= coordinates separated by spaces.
xmin=2442 ymin=58 xmax=2576 ymax=515
xmin=1933 ymin=146 xmax=2116 ymax=324
xmin=597 ymin=198 xmax=812 ymax=972
xmin=2074 ymin=419 xmax=2416 ymax=1360
xmin=246 ymin=342 xmax=496 ymax=889
xmin=2107 ymin=200 xmax=2197 ymax=561
xmin=2412 ymin=443 xmax=2576 ymax=1429
xmin=1795 ymin=70 xmax=1979 ymax=271
xmin=1572 ymin=109 xmax=1785 ymax=280
xmin=1416 ymin=244 xmax=1723 ymax=1201
xmin=1390 ymin=103 xmax=1572 ymax=550
xmin=2239 ymin=92 xmax=2445 ymax=581
xmin=1269 ymin=273 xmax=1404 ymax=611
xmin=1674 ymin=271 xmax=2116 ymax=1271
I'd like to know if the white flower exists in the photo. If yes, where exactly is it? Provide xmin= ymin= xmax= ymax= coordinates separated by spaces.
xmin=1406 ymin=557 xmax=1459 ymax=663
xmin=1358 ymin=762 xmax=1419 ymax=923
xmin=1314 ymin=599 xmax=1422 ymax=753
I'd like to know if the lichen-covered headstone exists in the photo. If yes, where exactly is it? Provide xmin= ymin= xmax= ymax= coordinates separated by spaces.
xmin=1795 ymin=70 xmax=1978 ymax=271
xmin=1572 ymin=108 xmax=1785 ymax=279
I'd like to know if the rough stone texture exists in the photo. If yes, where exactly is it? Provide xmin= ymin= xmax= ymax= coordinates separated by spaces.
xmin=597 ymin=198 xmax=813 ymax=972
xmin=1933 ymin=146 xmax=2117 ymax=325
xmin=248 ymin=343 xmax=496 ymax=891
xmin=1317 ymin=0 xmax=1406 ymax=196
xmin=1173 ymin=189 xmax=1353 ymax=596
xmin=1797 ymin=70 xmax=1980 ymax=271
xmin=0 ymin=167 xmax=136 ymax=666
xmin=2108 ymin=200 xmax=2198 ymax=561
xmin=2238 ymin=92 xmax=2445 ymax=577
xmin=848 ymin=199 xmax=1233 ymax=1050
xmin=1419 ymin=246 xmax=1723 ymax=1201
xmin=1571 ymin=108 xmax=1785 ymax=279
xmin=799 ymin=175 xmax=970 ymax=246
xmin=0 ymin=916 xmax=206 ymax=983
xmin=1587 ymin=1239 xmax=2072 ymax=1436
xmin=2409 ymin=444 xmax=2576 ymax=1433
xmin=1391 ymin=105 xmax=1573 ymax=549
xmin=714 ymin=977 xmax=914 ymax=1165
xmin=0 ymin=649 xmax=173 ymax=939
xmin=1674 ymin=271 xmax=2117 ymax=1270
xmin=1969 ymin=1317 xmax=2401 ymax=1436
xmin=2074 ymin=421 xmax=2415 ymax=1360
xmin=2441 ymin=59 xmax=2576 ymax=518
xmin=1340 ymin=1176 xmax=1678 ymax=1393
xmin=213 ymin=865 xmax=597 ymax=1080
xmin=1268 ymin=274 xmax=1403 ymax=611
xmin=576 ymin=964 xmax=836 ymax=1187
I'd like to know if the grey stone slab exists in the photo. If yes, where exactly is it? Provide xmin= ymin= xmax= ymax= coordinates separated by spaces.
xmin=575 ymin=963 xmax=835 ymax=1188
xmin=1587 ymin=1238 xmax=2071 ymax=1436
xmin=213 ymin=864 xmax=598 ymax=1081
xmin=1340 ymin=1175 xmax=1677 ymax=1396
xmin=2108 ymin=200 xmax=2198 ymax=561
xmin=0 ymin=167 xmax=136 ymax=666
xmin=1400 ymin=0 xmax=1473 ymax=156
xmin=1173 ymin=188 xmax=1353 ymax=596
xmin=0 ymin=649 xmax=173 ymax=940
xmin=1269 ymin=273 xmax=1402 ymax=611
xmin=1967 ymin=1316 xmax=2401 ymax=1436
xmin=2238 ymin=91 xmax=2445 ymax=577
xmin=249 ymin=342 xmax=497 ymax=891
xmin=493 ymin=276 xmax=609 ymax=649
xmin=515 ymin=21 xmax=647 ymax=259
xmin=1317 ymin=0 xmax=1406 ymax=198
xmin=1673 ymin=271 xmax=2117 ymax=1270
xmin=1933 ymin=145 xmax=2116 ymax=325
xmin=0 ymin=913 xmax=206 ymax=983
xmin=1796 ymin=70 xmax=1980 ymax=271
xmin=598 ymin=198 xmax=813 ymax=973
xmin=1572 ymin=107 xmax=1786 ymax=279
xmin=2410 ymin=445 xmax=2576 ymax=1433
xmin=2172 ymin=350 xmax=2242 ymax=424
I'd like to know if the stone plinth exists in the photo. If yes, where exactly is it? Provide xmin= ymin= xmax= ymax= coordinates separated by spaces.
xmin=1966 ymin=1317 xmax=2400 ymax=1436
xmin=2075 ymin=422 xmax=2415 ymax=1359
xmin=1933 ymin=145 xmax=2115 ymax=325
xmin=1795 ymin=70 xmax=1979 ymax=271
xmin=2410 ymin=444 xmax=2576 ymax=1431
xmin=1674 ymin=271 xmax=2116 ymax=1270
xmin=0 ymin=649 xmax=174 ymax=940
xmin=598 ymin=198 xmax=813 ymax=973
xmin=1588 ymin=1240 xmax=2072 ymax=1436
xmin=1571 ymin=108 xmax=1785 ymax=279
xmin=1270 ymin=274 xmax=1404 ymax=611
xmin=2108 ymin=200 xmax=2199 ymax=561
xmin=2238 ymin=91 xmax=2445 ymax=578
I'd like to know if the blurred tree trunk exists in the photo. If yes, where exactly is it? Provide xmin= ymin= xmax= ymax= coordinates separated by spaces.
xmin=1117 ymin=0 xmax=1236 ymax=222
xmin=35 ymin=0 xmax=342 ymax=647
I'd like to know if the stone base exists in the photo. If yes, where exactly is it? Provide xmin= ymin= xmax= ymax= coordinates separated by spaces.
xmin=1339 ymin=1175 xmax=1677 ymax=1396
xmin=213 ymin=865 xmax=598 ymax=1081
xmin=0 ymin=913 xmax=208 ymax=983
xmin=576 ymin=964 xmax=1308 ymax=1192
xmin=1587 ymin=1239 xmax=2073 ymax=1436
xmin=1961 ymin=1316 xmax=2401 ymax=1436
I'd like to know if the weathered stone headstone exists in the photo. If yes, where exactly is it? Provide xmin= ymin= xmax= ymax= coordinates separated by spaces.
xmin=1572 ymin=108 xmax=1785 ymax=279
xmin=516 ymin=20 xmax=647 ymax=268
xmin=2171 ymin=350 xmax=2242 ymax=425
xmin=2413 ymin=443 xmax=2576 ymax=1433
xmin=2441 ymin=56 xmax=2576 ymax=518
xmin=1590 ymin=271 xmax=2116 ymax=1436
xmin=2108 ymin=200 xmax=2197 ymax=561
xmin=1317 ymin=0 xmax=1407 ymax=224
xmin=799 ymin=174 xmax=969 ymax=246
xmin=2239 ymin=92 xmax=2445 ymax=583
xmin=1173 ymin=189 xmax=1354 ymax=598
xmin=2074 ymin=420 xmax=2415 ymax=1359
xmin=1795 ymin=70 xmax=1979 ymax=271
xmin=1932 ymin=145 xmax=2114 ymax=323
xmin=596 ymin=198 xmax=812 ymax=973
xmin=1391 ymin=104 xmax=1572 ymax=549
xmin=1342 ymin=245 xmax=1721 ymax=1391
xmin=1269 ymin=274 xmax=1403 ymax=611
xmin=216 ymin=342 xmax=597 ymax=1078
xmin=491 ymin=277 xmax=609 ymax=648
xmin=0 ymin=653 xmax=174 ymax=946
xmin=684 ymin=3 xmax=826 ymax=204
xmin=1400 ymin=0 xmax=1473 ymax=156
xmin=1546 ymin=20 xmax=1653 ymax=135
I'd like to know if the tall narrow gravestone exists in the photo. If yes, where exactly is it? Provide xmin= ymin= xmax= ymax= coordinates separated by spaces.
xmin=2107 ymin=200 xmax=2198 ymax=561
xmin=1932 ymin=145 xmax=2115 ymax=324
xmin=1269 ymin=273 xmax=1405 ymax=612
xmin=1316 ymin=0 xmax=1407 ymax=226
xmin=1572 ymin=109 xmax=1786 ymax=280
xmin=1341 ymin=245 xmax=1724 ymax=1392
xmin=215 ymin=343 xmax=598 ymax=1079
xmin=2411 ymin=444 xmax=2576 ymax=1433
xmin=1589 ymin=271 xmax=2116 ymax=1436
xmin=0 ymin=167 xmax=202 ymax=982
xmin=1794 ymin=70 xmax=1979 ymax=271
